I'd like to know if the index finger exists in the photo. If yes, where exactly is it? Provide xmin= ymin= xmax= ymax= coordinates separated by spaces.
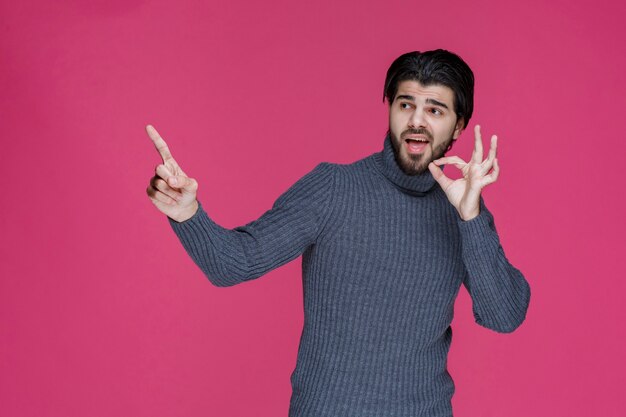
xmin=146 ymin=124 xmax=174 ymax=163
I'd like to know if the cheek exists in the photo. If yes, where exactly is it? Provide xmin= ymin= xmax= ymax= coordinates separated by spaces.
xmin=433 ymin=121 xmax=455 ymax=138
xmin=389 ymin=112 xmax=406 ymax=131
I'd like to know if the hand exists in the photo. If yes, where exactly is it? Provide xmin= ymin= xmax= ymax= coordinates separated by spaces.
xmin=145 ymin=125 xmax=199 ymax=222
xmin=427 ymin=124 xmax=500 ymax=221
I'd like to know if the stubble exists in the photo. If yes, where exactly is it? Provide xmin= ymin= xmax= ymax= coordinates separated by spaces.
xmin=389 ymin=128 xmax=454 ymax=175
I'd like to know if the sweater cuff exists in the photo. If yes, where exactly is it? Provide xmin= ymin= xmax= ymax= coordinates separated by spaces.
xmin=167 ymin=201 xmax=220 ymax=241
xmin=456 ymin=206 xmax=499 ymax=252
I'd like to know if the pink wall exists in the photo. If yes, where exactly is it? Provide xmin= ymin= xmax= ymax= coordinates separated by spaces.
xmin=1 ymin=0 xmax=624 ymax=416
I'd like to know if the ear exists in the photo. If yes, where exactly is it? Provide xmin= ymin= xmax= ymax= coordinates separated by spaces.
xmin=452 ymin=117 xmax=465 ymax=139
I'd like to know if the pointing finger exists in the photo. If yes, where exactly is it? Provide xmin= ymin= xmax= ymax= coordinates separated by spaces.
xmin=146 ymin=124 xmax=174 ymax=163
xmin=433 ymin=155 xmax=467 ymax=168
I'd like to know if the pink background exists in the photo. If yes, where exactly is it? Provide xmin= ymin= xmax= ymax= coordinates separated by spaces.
xmin=1 ymin=0 xmax=624 ymax=416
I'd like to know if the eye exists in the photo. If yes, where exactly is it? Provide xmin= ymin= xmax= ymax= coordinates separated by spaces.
xmin=430 ymin=108 xmax=443 ymax=116
xmin=400 ymin=102 xmax=412 ymax=109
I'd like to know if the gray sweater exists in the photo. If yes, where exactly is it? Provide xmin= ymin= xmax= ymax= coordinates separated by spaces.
xmin=168 ymin=133 xmax=531 ymax=417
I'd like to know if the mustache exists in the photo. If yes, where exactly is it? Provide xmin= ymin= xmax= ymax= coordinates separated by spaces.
xmin=401 ymin=128 xmax=433 ymax=141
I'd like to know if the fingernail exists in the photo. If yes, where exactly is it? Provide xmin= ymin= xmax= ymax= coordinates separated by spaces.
xmin=170 ymin=177 xmax=177 ymax=185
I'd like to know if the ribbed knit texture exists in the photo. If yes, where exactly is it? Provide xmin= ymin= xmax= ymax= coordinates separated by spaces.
xmin=168 ymin=133 xmax=531 ymax=417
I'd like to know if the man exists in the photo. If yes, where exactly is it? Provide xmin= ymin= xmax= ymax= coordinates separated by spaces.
xmin=146 ymin=49 xmax=531 ymax=417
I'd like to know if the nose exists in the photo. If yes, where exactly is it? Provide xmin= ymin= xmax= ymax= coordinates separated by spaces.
xmin=408 ymin=107 xmax=427 ymax=129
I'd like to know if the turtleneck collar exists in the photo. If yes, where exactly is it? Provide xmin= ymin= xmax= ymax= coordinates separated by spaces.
xmin=372 ymin=133 xmax=444 ymax=196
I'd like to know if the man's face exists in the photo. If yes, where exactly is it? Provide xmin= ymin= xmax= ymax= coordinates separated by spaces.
xmin=388 ymin=80 xmax=465 ymax=175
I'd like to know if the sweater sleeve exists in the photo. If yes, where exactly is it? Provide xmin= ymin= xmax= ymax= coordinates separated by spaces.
xmin=166 ymin=162 xmax=337 ymax=287
xmin=457 ymin=196 xmax=531 ymax=333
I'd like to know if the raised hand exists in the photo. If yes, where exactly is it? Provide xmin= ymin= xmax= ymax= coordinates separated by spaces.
xmin=427 ymin=125 xmax=500 ymax=221
xmin=145 ymin=125 xmax=199 ymax=222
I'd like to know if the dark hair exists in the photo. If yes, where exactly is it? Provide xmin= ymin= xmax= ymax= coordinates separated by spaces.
xmin=383 ymin=49 xmax=474 ymax=129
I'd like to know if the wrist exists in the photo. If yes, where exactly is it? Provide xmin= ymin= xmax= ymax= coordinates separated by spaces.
xmin=459 ymin=208 xmax=480 ymax=221
xmin=173 ymin=200 xmax=199 ymax=223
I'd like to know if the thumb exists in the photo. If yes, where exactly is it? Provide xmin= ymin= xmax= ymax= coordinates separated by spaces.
xmin=167 ymin=175 xmax=198 ymax=193
xmin=428 ymin=162 xmax=452 ymax=189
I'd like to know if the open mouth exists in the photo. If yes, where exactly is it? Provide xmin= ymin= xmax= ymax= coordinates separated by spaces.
xmin=405 ymin=138 xmax=429 ymax=153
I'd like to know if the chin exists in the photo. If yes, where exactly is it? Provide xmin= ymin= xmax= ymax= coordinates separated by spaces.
xmin=408 ymin=165 xmax=430 ymax=175
xmin=400 ymin=156 xmax=430 ymax=175
xmin=403 ymin=152 xmax=431 ymax=175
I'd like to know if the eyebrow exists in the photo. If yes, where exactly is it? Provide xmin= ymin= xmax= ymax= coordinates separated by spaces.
xmin=396 ymin=95 xmax=450 ymax=110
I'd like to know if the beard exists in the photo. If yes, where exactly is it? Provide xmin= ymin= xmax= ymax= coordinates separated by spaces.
xmin=389 ymin=127 xmax=455 ymax=176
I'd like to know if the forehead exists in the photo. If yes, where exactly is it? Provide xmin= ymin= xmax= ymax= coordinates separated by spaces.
xmin=395 ymin=80 xmax=454 ymax=106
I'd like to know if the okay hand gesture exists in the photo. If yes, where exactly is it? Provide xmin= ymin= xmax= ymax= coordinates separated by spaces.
xmin=145 ymin=125 xmax=199 ymax=222
xmin=428 ymin=125 xmax=500 ymax=221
